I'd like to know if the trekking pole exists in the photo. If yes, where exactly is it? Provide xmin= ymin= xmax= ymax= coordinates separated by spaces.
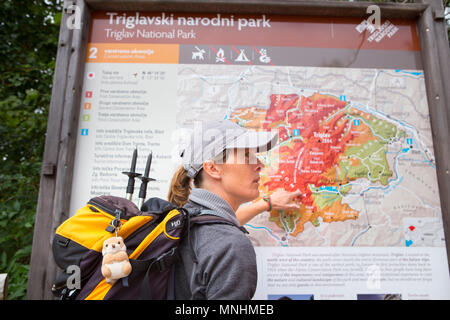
xmin=137 ymin=151 xmax=156 ymax=210
xmin=122 ymin=148 xmax=141 ymax=201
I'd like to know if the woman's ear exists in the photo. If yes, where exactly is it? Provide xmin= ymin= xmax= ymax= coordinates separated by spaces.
xmin=202 ymin=160 xmax=222 ymax=180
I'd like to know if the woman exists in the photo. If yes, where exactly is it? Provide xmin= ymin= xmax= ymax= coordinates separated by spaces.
xmin=168 ymin=119 xmax=278 ymax=300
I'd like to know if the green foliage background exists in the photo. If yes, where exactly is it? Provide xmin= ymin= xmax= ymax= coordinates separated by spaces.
xmin=0 ymin=0 xmax=448 ymax=300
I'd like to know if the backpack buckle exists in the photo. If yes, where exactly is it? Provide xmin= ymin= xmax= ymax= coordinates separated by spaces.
xmin=56 ymin=286 xmax=78 ymax=300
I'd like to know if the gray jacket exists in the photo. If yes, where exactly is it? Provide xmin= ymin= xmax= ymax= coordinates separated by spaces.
xmin=173 ymin=188 xmax=257 ymax=300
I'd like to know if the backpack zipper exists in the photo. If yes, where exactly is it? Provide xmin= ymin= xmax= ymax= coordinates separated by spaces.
xmin=88 ymin=199 xmax=127 ymax=233
xmin=87 ymin=199 xmax=128 ymax=219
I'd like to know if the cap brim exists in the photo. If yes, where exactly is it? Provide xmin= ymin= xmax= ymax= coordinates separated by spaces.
xmin=232 ymin=130 xmax=279 ymax=152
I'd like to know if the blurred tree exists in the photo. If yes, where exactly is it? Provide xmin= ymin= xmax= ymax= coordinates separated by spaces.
xmin=444 ymin=0 xmax=450 ymax=41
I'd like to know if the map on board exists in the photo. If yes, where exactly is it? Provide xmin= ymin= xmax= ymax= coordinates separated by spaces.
xmin=177 ymin=65 xmax=445 ymax=247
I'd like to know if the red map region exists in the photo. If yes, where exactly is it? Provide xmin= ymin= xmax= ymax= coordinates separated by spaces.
xmin=234 ymin=93 xmax=365 ymax=235
xmin=262 ymin=93 xmax=349 ymax=200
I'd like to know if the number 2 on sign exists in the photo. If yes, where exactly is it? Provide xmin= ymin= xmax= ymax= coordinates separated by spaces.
xmin=89 ymin=47 xmax=98 ymax=59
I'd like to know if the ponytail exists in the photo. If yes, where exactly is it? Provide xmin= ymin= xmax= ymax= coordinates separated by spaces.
xmin=168 ymin=166 xmax=192 ymax=207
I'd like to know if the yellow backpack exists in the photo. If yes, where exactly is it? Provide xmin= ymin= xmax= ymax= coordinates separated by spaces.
xmin=51 ymin=195 xmax=237 ymax=300
xmin=52 ymin=195 xmax=186 ymax=300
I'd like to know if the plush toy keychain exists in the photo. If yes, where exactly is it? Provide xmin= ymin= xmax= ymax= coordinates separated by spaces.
xmin=101 ymin=233 xmax=132 ymax=286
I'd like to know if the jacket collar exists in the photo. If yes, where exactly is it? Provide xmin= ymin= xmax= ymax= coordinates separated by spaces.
xmin=187 ymin=188 xmax=240 ymax=226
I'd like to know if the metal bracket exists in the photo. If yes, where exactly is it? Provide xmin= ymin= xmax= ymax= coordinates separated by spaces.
xmin=433 ymin=8 xmax=445 ymax=20
xmin=42 ymin=163 xmax=56 ymax=176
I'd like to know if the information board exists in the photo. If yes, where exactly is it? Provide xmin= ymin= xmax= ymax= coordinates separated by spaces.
xmin=69 ymin=11 xmax=450 ymax=300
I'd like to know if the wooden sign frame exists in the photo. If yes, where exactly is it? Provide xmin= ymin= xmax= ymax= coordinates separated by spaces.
xmin=26 ymin=0 xmax=450 ymax=299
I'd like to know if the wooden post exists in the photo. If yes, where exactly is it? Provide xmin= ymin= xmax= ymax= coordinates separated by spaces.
xmin=0 ymin=274 xmax=8 ymax=300
xmin=416 ymin=0 xmax=450 ymax=272
xmin=26 ymin=0 xmax=91 ymax=300
xmin=85 ymin=0 xmax=426 ymax=18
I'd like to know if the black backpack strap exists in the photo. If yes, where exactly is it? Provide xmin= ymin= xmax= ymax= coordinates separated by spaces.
xmin=130 ymin=247 xmax=180 ymax=300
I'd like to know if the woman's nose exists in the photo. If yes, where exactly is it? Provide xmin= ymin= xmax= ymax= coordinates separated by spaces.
xmin=255 ymin=157 xmax=263 ymax=171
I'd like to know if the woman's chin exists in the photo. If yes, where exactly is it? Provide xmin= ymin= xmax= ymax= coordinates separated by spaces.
xmin=249 ymin=189 xmax=260 ymax=201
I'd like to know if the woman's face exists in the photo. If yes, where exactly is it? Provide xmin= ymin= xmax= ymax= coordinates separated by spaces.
xmin=219 ymin=148 xmax=264 ymax=205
